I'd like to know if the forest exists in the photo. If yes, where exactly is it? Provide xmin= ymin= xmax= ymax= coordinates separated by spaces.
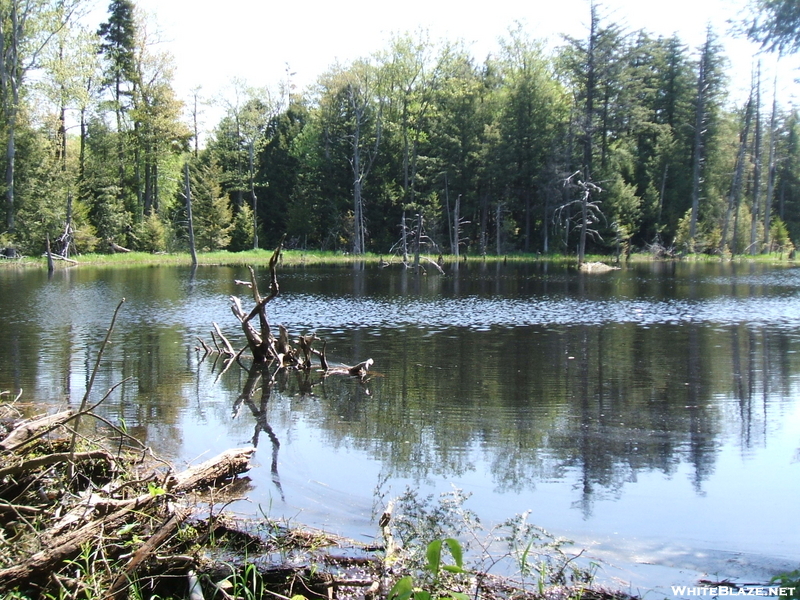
xmin=1 ymin=0 xmax=799 ymax=260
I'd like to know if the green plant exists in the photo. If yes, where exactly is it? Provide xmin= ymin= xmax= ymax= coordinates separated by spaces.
xmin=500 ymin=510 xmax=597 ymax=590
xmin=388 ymin=538 xmax=469 ymax=600
xmin=147 ymin=481 xmax=167 ymax=496
xmin=61 ymin=541 xmax=108 ymax=599
xmin=381 ymin=487 xmax=599 ymax=598
xmin=219 ymin=561 xmax=265 ymax=600
xmin=771 ymin=570 xmax=800 ymax=600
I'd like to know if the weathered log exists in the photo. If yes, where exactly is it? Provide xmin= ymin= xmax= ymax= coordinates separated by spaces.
xmin=0 ymin=449 xmax=114 ymax=479
xmin=347 ymin=358 xmax=374 ymax=378
xmin=103 ymin=506 xmax=191 ymax=600
xmin=0 ymin=410 xmax=73 ymax=451
xmin=579 ymin=261 xmax=619 ymax=273
xmin=169 ymin=447 xmax=255 ymax=493
xmin=0 ymin=499 xmax=155 ymax=590
xmin=0 ymin=448 xmax=256 ymax=592
xmin=108 ymin=240 xmax=130 ymax=253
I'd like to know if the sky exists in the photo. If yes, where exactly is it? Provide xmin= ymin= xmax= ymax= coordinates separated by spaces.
xmin=85 ymin=0 xmax=800 ymax=132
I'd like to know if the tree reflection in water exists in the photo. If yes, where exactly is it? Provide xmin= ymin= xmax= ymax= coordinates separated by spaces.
xmin=224 ymin=359 xmax=375 ymax=504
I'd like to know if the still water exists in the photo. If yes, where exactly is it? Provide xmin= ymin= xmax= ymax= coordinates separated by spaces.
xmin=1 ymin=260 xmax=799 ymax=594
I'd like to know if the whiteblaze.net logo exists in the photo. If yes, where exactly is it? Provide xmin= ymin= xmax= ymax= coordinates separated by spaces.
xmin=671 ymin=587 xmax=797 ymax=597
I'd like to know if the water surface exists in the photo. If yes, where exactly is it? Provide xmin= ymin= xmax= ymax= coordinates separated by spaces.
xmin=1 ymin=260 xmax=798 ymax=594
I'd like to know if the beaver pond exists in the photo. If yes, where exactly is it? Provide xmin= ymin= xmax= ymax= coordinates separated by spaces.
xmin=1 ymin=258 xmax=799 ymax=596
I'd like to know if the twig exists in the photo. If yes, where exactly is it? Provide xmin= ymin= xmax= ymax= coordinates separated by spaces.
xmin=2 ymin=378 xmax=132 ymax=454
xmin=69 ymin=299 xmax=126 ymax=467
xmin=103 ymin=506 xmax=190 ymax=600
xmin=212 ymin=322 xmax=236 ymax=356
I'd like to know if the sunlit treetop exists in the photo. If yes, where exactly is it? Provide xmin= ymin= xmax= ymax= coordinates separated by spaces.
xmin=745 ymin=0 xmax=800 ymax=55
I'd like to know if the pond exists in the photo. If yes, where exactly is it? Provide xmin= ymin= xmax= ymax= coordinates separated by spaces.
xmin=1 ymin=259 xmax=799 ymax=596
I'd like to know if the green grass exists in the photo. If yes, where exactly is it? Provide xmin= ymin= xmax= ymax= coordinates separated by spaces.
xmin=1 ymin=247 xmax=796 ymax=270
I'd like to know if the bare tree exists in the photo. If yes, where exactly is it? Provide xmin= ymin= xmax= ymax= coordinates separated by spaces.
xmin=557 ymin=171 xmax=604 ymax=266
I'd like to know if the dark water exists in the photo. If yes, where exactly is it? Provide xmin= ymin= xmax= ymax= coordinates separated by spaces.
xmin=1 ymin=260 xmax=799 ymax=593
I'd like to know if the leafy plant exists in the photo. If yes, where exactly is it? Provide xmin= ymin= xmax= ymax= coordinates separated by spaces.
xmin=147 ymin=481 xmax=167 ymax=496
xmin=380 ymin=487 xmax=598 ymax=597
xmin=388 ymin=538 xmax=469 ymax=600
xmin=771 ymin=570 xmax=800 ymax=600
xmin=220 ymin=561 xmax=265 ymax=600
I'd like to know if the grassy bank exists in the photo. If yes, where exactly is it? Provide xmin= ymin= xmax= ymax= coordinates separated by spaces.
xmin=1 ymin=248 xmax=797 ymax=270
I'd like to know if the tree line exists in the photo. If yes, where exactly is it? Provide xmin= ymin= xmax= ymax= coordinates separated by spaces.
xmin=2 ymin=0 xmax=799 ymax=260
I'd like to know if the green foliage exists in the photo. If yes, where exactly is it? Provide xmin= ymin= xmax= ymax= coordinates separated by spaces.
xmin=133 ymin=212 xmax=170 ymax=253
xmin=220 ymin=561 xmax=265 ymax=600
xmin=769 ymin=217 xmax=795 ymax=254
xmin=382 ymin=488 xmax=598 ymax=600
xmin=745 ymin=0 xmax=800 ymax=55
xmin=388 ymin=538 xmax=469 ymax=600
xmin=771 ymin=569 xmax=800 ymax=600
xmin=189 ymin=158 xmax=233 ymax=251
xmin=229 ymin=204 xmax=256 ymax=251
xmin=97 ymin=0 xmax=137 ymax=84
xmin=86 ymin=184 xmax=132 ymax=248
xmin=6 ymin=3 xmax=800 ymax=260
xmin=147 ymin=481 xmax=166 ymax=496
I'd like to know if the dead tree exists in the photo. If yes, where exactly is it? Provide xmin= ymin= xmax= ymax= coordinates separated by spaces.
xmin=200 ymin=240 xmax=373 ymax=379
xmin=556 ymin=171 xmax=604 ymax=266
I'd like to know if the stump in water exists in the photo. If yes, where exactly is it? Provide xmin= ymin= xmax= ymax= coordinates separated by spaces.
xmin=202 ymin=239 xmax=373 ymax=379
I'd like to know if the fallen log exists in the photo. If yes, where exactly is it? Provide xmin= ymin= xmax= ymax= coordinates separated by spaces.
xmin=169 ymin=447 xmax=255 ymax=493
xmin=51 ymin=448 xmax=255 ymax=534
xmin=0 ymin=447 xmax=256 ymax=593
xmin=108 ymin=240 xmax=131 ymax=253
xmin=0 ymin=498 xmax=156 ymax=590
xmin=0 ymin=409 xmax=73 ymax=451
xmin=103 ymin=506 xmax=191 ymax=600
xmin=0 ymin=449 xmax=114 ymax=479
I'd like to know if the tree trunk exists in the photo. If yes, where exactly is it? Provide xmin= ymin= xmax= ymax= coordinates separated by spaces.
xmin=689 ymin=48 xmax=707 ymax=250
xmin=578 ymin=190 xmax=588 ymax=266
xmin=750 ymin=67 xmax=762 ymax=256
xmin=721 ymin=95 xmax=753 ymax=255
xmin=185 ymin=162 xmax=197 ymax=266
xmin=249 ymin=142 xmax=258 ymax=249
xmin=689 ymin=30 xmax=715 ymax=251
xmin=763 ymin=79 xmax=778 ymax=253
xmin=453 ymin=195 xmax=461 ymax=258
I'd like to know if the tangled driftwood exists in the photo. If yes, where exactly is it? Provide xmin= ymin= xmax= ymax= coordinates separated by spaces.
xmin=200 ymin=239 xmax=373 ymax=379
xmin=0 ymin=406 xmax=255 ymax=597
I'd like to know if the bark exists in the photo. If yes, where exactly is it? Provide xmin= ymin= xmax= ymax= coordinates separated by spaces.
xmin=0 ymin=410 xmax=73 ymax=451
xmin=763 ymin=79 xmax=778 ymax=252
xmin=0 ymin=447 xmax=254 ymax=591
xmin=0 ymin=499 xmax=155 ymax=590
xmin=689 ymin=49 xmax=707 ymax=248
xmin=0 ymin=449 xmax=114 ymax=479
xmin=721 ymin=95 xmax=754 ymax=255
xmin=750 ymin=69 xmax=763 ymax=255
xmin=104 ymin=507 xmax=191 ymax=600
xmin=169 ymin=447 xmax=255 ymax=493
xmin=185 ymin=162 xmax=197 ymax=266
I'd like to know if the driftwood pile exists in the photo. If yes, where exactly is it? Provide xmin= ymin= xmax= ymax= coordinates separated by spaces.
xmin=0 ymin=403 xmax=386 ymax=599
xmin=198 ymin=240 xmax=373 ymax=380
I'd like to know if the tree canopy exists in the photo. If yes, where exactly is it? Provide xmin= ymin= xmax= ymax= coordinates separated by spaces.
xmin=1 ymin=0 xmax=799 ymax=262
xmin=745 ymin=0 xmax=800 ymax=55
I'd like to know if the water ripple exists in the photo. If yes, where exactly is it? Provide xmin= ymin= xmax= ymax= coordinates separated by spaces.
xmin=267 ymin=293 xmax=800 ymax=331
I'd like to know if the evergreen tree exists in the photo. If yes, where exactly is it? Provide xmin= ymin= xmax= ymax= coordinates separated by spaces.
xmin=744 ymin=0 xmax=800 ymax=55
xmin=97 ymin=0 xmax=137 ymax=213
